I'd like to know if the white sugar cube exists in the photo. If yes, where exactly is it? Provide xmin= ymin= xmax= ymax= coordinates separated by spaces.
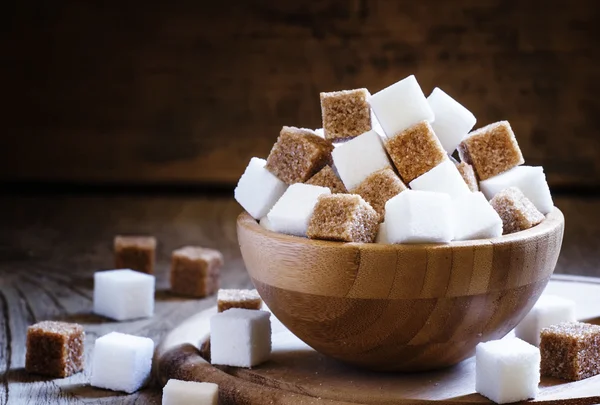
xmin=384 ymin=190 xmax=453 ymax=244
xmin=162 ymin=379 xmax=218 ymax=405
xmin=515 ymin=295 xmax=576 ymax=346
xmin=375 ymin=222 xmax=389 ymax=244
xmin=314 ymin=128 xmax=325 ymax=138
xmin=266 ymin=184 xmax=330 ymax=237
xmin=427 ymin=87 xmax=476 ymax=153
xmin=210 ymin=308 xmax=271 ymax=368
xmin=409 ymin=158 xmax=471 ymax=199
xmin=91 ymin=332 xmax=154 ymax=394
xmin=259 ymin=216 xmax=275 ymax=231
xmin=332 ymin=130 xmax=392 ymax=190
xmin=480 ymin=166 xmax=553 ymax=214
xmin=93 ymin=269 xmax=154 ymax=321
xmin=476 ymin=338 xmax=540 ymax=404
xmin=452 ymin=192 xmax=503 ymax=241
xmin=369 ymin=75 xmax=434 ymax=138
xmin=234 ymin=157 xmax=288 ymax=220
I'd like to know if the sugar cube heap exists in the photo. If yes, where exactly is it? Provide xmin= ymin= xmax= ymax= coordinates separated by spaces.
xmin=235 ymin=157 xmax=287 ymax=220
xmin=351 ymin=168 xmax=406 ymax=221
xmin=114 ymin=235 xmax=156 ymax=274
xmin=515 ymin=295 xmax=576 ymax=346
xmin=456 ymin=162 xmax=479 ymax=192
xmin=320 ymin=88 xmax=372 ymax=141
xmin=162 ymin=379 xmax=218 ymax=405
xmin=94 ymin=269 xmax=155 ymax=321
xmin=218 ymin=288 xmax=263 ymax=312
xmin=305 ymin=165 xmax=347 ymax=194
xmin=170 ymin=246 xmax=223 ymax=298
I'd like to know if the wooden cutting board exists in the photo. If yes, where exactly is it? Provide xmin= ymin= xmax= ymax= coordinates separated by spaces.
xmin=155 ymin=275 xmax=600 ymax=404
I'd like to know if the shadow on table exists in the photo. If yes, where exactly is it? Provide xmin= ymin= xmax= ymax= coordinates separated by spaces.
xmin=155 ymin=289 xmax=193 ymax=302
xmin=53 ymin=312 xmax=111 ymax=324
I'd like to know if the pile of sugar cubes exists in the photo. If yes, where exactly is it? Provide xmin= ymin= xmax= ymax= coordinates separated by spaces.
xmin=235 ymin=74 xmax=554 ymax=244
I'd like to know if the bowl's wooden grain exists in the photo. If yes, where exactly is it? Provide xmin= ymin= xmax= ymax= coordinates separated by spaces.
xmin=237 ymin=208 xmax=565 ymax=371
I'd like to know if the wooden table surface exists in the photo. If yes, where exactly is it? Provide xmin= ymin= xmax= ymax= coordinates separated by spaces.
xmin=0 ymin=193 xmax=599 ymax=404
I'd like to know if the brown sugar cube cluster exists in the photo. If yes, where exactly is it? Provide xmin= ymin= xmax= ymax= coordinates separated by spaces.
xmin=540 ymin=321 xmax=600 ymax=381
xmin=320 ymin=88 xmax=372 ymax=141
xmin=26 ymin=321 xmax=84 ymax=378
xmin=114 ymin=235 xmax=156 ymax=274
xmin=170 ymin=246 xmax=223 ymax=298
xmin=265 ymin=126 xmax=334 ymax=184
xmin=217 ymin=289 xmax=263 ymax=312
xmin=384 ymin=120 xmax=446 ymax=183
xmin=456 ymin=161 xmax=479 ymax=192
xmin=458 ymin=120 xmax=524 ymax=181
xmin=307 ymin=194 xmax=379 ymax=243
xmin=490 ymin=187 xmax=544 ymax=234
xmin=305 ymin=165 xmax=347 ymax=194
xmin=351 ymin=168 xmax=407 ymax=221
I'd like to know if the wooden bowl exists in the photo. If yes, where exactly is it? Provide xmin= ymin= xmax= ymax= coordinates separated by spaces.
xmin=237 ymin=208 xmax=565 ymax=372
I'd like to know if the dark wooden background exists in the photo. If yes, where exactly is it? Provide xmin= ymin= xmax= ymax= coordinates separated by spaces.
xmin=2 ymin=0 xmax=599 ymax=189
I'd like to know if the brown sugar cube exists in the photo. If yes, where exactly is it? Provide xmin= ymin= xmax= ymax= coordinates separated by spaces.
xmin=351 ymin=168 xmax=407 ymax=221
xmin=320 ymin=88 xmax=372 ymax=141
xmin=307 ymin=194 xmax=379 ymax=243
xmin=114 ymin=235 xmax=156 ymax=274
xmin=384 ymin=120 xmax=446 ymax=183
xmin=217 ymin=289 xmax=263 ymax=312
xmin=540 ymin=321 xmax=600 ymax=381
xmin=170 ymin=246 xmax=223 ymax=298
xmin=456 ymin=161 xmax=479 ymax=192
xmin=458 ymin=121 xmax=524 ymax=181
xmin=305 ymin=165 xmax=348 ymax=194
xmin=490 ymin=187 xmax=544 ymax=234
xmin=265 ymin=126 xmax=334 ymax=184
xmin=26 ymin=321 xmax=85 ymax=378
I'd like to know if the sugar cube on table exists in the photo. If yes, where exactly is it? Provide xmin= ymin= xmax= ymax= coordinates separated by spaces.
xmin=384 ymin=190 xmax=453 ymax=244
xmin=265 ymin=126 xmax=333 ymax=184
xmin=332 ymin=130 xmax=392 ymax=190
xmin=218 ymin=288 xmax=263 ymax=312
xmin=91 ymin=332 xmax=154 ymax=393
xmin=235 ymin=157 xmax=288 ymax=220
xmin=170 ymin=246 xmax=223 ymax=298
xmin=385 ymin=121 xmax=446 ymax=184
xmin=515 ymin=295 xmax=576 ymax=347
xmin=162 ymin=379 xmax=218 ymax=405
xmin=266 ymin=183 xmax=331 ymax=237
xmin=307 ymin=194 xmax=379 ymax=243
xmin=481 ymin=166 xmax=553 ymax=215
xmin=427 ymin=87 xmax=477 ymax=154
xmin=114 ymin=235 xmax=156 ymax=274
xmin=409 ymin=158 xmax=471 ymax=199
xmin=458 ymin=121 xmax=524 ymax=181
xmin=490 ymin=187 xmax=545 ymax=234
xmin=369 ymin=75 xmax=434 ymax=138
xmin=93 ymin=269 xmax=155 ymax=321
xmin=352 ymin=168 xmax=407 ymax=221
xmin=320 ymin=88 xmax=372 ymax=141
xmin=456 ymin=161 xmax=479 ymax=192
xmin=476 ymin=338 xmax=540 ymax=404
xmin=210 ymin=308 xmax=271 ymax=368
xmin=452 ymin=192 xmax=503 ymax=241
xmin=375 ymin=222 xmax=389 ymax=244
xmin=540 ymin=321 xmax=600 ymax=381
xmin=25 ymin=321 xmax=84 ymax=378
xmin=305 ymin=165 xmax=348 ymax=193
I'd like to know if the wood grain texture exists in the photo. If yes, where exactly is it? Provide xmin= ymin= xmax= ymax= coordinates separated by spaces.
xmin=2 ymin=0 xmax=599 ymax=186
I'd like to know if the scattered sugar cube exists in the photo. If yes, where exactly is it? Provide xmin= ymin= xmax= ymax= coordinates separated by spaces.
xmin=307 ymin=194 xmax=379 ymax=243
xmin=320 ymin=88 xmax=372 ymax=140
xmin=305 ymin=165 xmax=348 ymax=193
xmin=170 ymin=246 xmax=223 ymax=298
xmin=515 ymin=295 xmax=576 ymax=347
xmin=375 ymin=222 xmax=389 ymax=244
xmin=490 ymin=187 xmax=545 ymax=234
xmin=25 ymin=321 xmax=84 ymax=378
xmin=385 ymin=121 xmax=446 ymax=183
xmin=352 ymin=168 xmax=407 ymax=221
xmin=456 ymin=161 xmax=479 ymax=192
xmin=476 ymin=338 xmax=540 ymax=404
xmin=384 ymin=190 xmax=453 ymax=244
xmin=114 ymin=235 xmax=156 ymax=274
xmin=259 ymin=216 xmax=275 ymax=231
xmin=332 ymin=130 xmax=392 ymax=190
xmin=210 ymin=309 xmax=271 ymax=368
xmin=369 ymin=75 xmax=434 ymax=138
xmin=235 ymin=157 xmax=288 ymax=220
xmin=93 ymin=269 xmax=155 ymax=321
xmin=427 ymin=87 xmax=477 ymax=153
xmin=452 ymin=192 xmax=503 ymax=241
xmin=91 ymin=332 xmax=154 ymax=393
xmin=480 ymin=166 xmax=553 ymax=214
xmin=162 ymin=379 xmax=218 ymax=405
xmin=265 ymin=126 xmax=333 ymax=184
xmin=458 ymin=121 xmax=524 ymax=180
xmin=409 ymin=158 xmax=471 ymax=199
xmin=218 ymin=289 xmax=262 ymax=312
xmin=266 ymin=183 xmax=331 ymax=237
xmin=540 ymin=321 xmax=600 ymax=381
